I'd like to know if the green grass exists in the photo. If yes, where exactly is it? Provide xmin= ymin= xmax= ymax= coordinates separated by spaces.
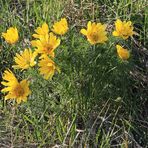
xmin=0 ymin=0 xmax=148 ymax=147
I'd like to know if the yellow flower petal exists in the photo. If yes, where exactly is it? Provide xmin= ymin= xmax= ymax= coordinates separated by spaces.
xmin=2 ymin=27 xmax=19 ymax=44
xmin=80 ymin=21 xmax=108 ymax=45
xmin=87 ymin=21 xmax=92 ymax=31
xmin=38 ymin=55 xmax=60 ymax=80
xmin=52 ymin=18 xmax=68 ymax=35
xmin=31 ymin=33 xmax=60 ymax=57
xmin=13 ymin=48 xmax=37 ymax=70
xmin=116 ymin=44 xmax=130 ymax=60
xmin=33 ymin=22 xmax=49 ymax=39
xmin=112 ymin=31 xmax=119 ymax=36
xmin=113 ymin=19 xmax=135 ymax=39
xmin=80 ymin=29 xmax=87 ymax=35
xmin=1 ymin=70 xmax=31 ymax=104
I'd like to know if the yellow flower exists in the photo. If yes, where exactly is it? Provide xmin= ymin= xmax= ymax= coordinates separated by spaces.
xmin=1 ymin=70 xmax=31 ymax=104
xmin=52 ymin=18 xmax=68 ymax=35
xmin=116 ymin=45 xmax=130 ymax=60
xmin=113 ymin=19 xmax=135 ymax=39
xmin=32 ymin=22 xmax=49 ymax=39
xmin=80 ymin=21 xmax=108 ymax=45
xmin=13 ymin=48 xmax=37 ymax=70
xmin=38 ymin=55 xmax=60 ymax=80
xmin=31 ymin=33 xmax=60 ymax=58
xmin=2 ymin=27 xmax=19 ymax=44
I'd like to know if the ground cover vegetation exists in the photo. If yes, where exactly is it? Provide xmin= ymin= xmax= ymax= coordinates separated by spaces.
xmin=0 ymin=0 xmax=148 ymax=147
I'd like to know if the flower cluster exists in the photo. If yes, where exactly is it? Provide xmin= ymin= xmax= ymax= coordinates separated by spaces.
xmin=81 ymin=19 xmax=135 ymax=60
xmin=30 ymin=19 xmax=67 ymax=79
xmin=1 ymin=18 xmax=68 ymax=104
xmin=1 ymin=18 xmax=135 ymax=104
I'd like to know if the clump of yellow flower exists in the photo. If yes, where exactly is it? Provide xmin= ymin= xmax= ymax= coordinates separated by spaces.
xmin=2 ymin=27 xmax=19 ymax=44
xmin=13 ymin=48 xmax=37 ymax=70
xmin=32 ymin=22 xmax=49 ymax=39
xmin=80 ymin=21 xmax=108 ymax=45
xmin=1 ymin=70 xmax=31 ymax=104
xmin=52 ymin=18 xmax=68 ymax=35
xmin=116 ymin=45 xmax=130 ymax=60
xmin=113 ymin=19 xmax=135 ymax=39
xmin=38 ymin=55 xmax=60 ymax=80
xmin=31 ymin=32 xmax=60 ymax=58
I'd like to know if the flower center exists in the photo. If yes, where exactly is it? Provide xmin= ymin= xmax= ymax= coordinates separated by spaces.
xmin=14 ymin=84 xmax=24 ymax=97
xmin=26 ymin=59 xmax=31 ymax=66
xmin=44 ymin=44 xmax=53 ymax=54
xmin=90 ymin=32 xmax=99 ymax=42
xmin=47 ymin=63 xmax=55 ymax=70
xmin=120 ymin=27 xmax=129 ymax=37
